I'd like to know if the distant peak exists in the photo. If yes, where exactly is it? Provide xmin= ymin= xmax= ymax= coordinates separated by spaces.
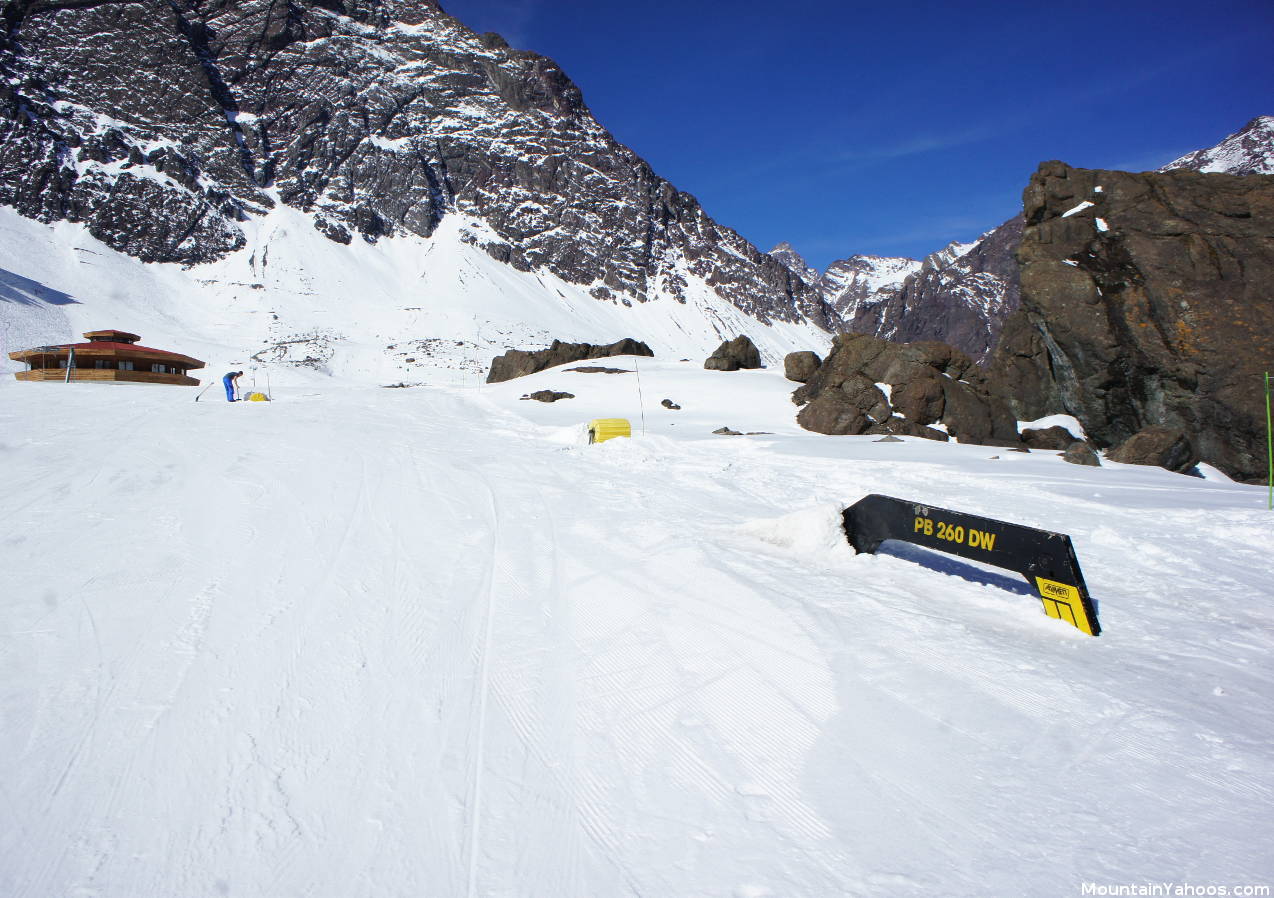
xmin=1160 ymin=115 xmax=1274 ymax=176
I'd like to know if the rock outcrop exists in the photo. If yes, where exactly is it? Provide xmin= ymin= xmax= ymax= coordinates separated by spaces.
xmin=0 ymin=0 xmax=833 ymax=329
xmin=704 ymin=335 xmax=762 ymax=371
xmin=521 ymin=390 xmax=575 ymax=402
xmin=1021 ymin=425 xmax=1078 ymax=451
xmin=793 ymin=332 xmax=1020 ymax=446
xmin=1107 ymin=427 xmax=1199 ymax=474
xmin=986 ymin=161 xmax=1274 ymax=482
xmin=783 ymin=350 xmax=821 ymax=383
xmin=487 ymin=337 xmax=652 ymax=383
xmin=1061 ymin=442 xmax=1101 ymax=467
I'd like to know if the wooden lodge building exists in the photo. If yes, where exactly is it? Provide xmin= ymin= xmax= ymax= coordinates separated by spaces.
xmin=9 ymin=330 xmax=204 ymax=386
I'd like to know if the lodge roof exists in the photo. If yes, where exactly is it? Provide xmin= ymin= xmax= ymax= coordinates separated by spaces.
xmin=7 ymin=331 xmax=204 ymax=369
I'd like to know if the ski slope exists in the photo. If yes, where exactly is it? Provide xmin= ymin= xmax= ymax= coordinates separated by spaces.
xmin=2 ymin=360 xmax=1272 ymax=897
xmin=2 ymin=205 xmax=1273 ymax=896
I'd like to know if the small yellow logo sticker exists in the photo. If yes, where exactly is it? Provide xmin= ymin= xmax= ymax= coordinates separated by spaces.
xmin=1034 ymin=577 xmax=1096 ymax=635
xmin=1036 ymin=577 xmax=1080 ymax=603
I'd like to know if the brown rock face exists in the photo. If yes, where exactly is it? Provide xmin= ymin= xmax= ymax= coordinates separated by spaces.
xmin=1107 ymin=427 xmax=1200 ymax=474
xmin=987 ymin=161 xmax=1274 ymax=482
xmin=794 ymin=332 xmax=1019 ymax=445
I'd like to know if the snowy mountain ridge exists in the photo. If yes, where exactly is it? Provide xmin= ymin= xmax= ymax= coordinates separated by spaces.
xmin=0 ymin=0 xmax=833 ymax=343
xmin=1161 ymin=116 xmax=1274 ymax=176
xmin=820 ymin=253 xmax=921 ymax=320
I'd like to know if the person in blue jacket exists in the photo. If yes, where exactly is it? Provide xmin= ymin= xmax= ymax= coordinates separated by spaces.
xmin=223 ymin=370 xmax=243 ymax=402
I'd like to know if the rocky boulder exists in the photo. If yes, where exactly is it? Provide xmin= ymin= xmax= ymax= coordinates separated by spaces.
xmin=1021 ymin=425 xmax=1078 ymax=450
xmin=1107 ymin=427 xmax=1199 ymax=474
xmin=986 ymin=161 xmax=1274 ymax=482
xmin=487 ymin=338 xmax=653 ymax=383
xmin=1061 ymin=442 xmax=1101 ymax=467
xmin=704 ymin=335 xmax=762 ymax=371
xmin=783 ymin=351 xmax=822 ymax=383
xmin=793 ymin=332 xmax=1020 ymax=444
xmin=521 ymin=390 xmax=574 ymax=403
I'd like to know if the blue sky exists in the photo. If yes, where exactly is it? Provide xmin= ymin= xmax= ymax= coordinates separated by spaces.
xmin=439 ymin=0 xmax=1273 ymax=270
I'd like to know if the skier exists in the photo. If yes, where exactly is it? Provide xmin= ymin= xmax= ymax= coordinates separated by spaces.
xmin=222 ymin=370 xmax=243 ymax=402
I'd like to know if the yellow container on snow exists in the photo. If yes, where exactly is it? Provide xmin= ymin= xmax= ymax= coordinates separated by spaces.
xmin=588 ymin=418 xmax=631 ymax=443
xmin=246 ymin=391 xmax=269 ymax=402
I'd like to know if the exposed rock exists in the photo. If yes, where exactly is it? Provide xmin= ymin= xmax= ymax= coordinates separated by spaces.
xmin=793 ymin=331 xmax=1018 ymax=445
xmin=986 ymin=161 xmax=1274 ymax=482
xmin=848 ymin=217 xmax=1023 ymax=363
xmin=520 ymin=390 xmax=574 ymax=402
xmin=890 ymin=375 xmax=945 ymax=425
xmin=713 ymin=426 xmax=742 ymax=435
xmin=783 ymin=350 xmax=822 ymax=383
xmin=1107 ymin=427 xmax=1199 ymax=474
xmin=1061 ymin=442 xmax=1101 ymax=467
xmin=868 ymin=420 xmax=950 ymax=441
xmin=567 ymin=366 xmax=630 ymax=374
xmin=661 ymin=399 xmax=681 ymax=410
xmin=767 ymin=242 xmax=822 ymax=292
xmin=1021 ymin=426 xmax=1077 ymax=450
xmin=704 ymin=335 xmax=762 ymax=371
xmin=874 ymin=435 xmax=905 ymax=443
xmin=488 ymin=337 xmax=652 ymax=383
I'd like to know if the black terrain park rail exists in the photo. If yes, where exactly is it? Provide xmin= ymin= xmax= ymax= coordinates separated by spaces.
xmin=842 ymin=494 xmax=1100 ymax=636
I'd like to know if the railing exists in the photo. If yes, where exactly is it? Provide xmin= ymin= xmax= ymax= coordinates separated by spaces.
xmin=14 ymin=368 xmax=200 ymax=386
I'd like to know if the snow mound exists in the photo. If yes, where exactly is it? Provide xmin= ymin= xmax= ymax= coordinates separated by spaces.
xmin=737 ymin=504 xmax=853 ymax=557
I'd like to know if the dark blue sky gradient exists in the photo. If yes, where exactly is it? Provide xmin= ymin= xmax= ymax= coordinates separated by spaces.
xmin=438 ymin=0 xmax=1274 ymax=270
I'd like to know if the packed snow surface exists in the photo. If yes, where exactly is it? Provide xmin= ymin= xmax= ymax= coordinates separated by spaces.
xmin=3 ymin=210 xmax=1273 ymax=897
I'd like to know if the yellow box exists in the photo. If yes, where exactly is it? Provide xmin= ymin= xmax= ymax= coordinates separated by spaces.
xmin=588 ymin=418 xmax=631 ymax=443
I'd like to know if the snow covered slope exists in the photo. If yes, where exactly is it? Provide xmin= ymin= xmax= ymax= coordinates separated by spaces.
xmin=0 ymin=205 xmax=830 ymax=384
xmin=2 ymin=355 xmax=1271 ymax=896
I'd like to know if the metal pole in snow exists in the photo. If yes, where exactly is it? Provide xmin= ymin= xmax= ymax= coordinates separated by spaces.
xmin=634 ymin=355 xmax=647 ymax=436
xmin=64 ymin=346 xmax=74 ymax=383
xmin=1266 ymin=371 xmax=1272 ymax=510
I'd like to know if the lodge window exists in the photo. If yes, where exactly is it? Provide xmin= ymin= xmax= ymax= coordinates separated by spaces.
xmin=96 ymin=360 xmax=110 ymax=369
xmin=117 ymin=361 xmax=134 ymax=371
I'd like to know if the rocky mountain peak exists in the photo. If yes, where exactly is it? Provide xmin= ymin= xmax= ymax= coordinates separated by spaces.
xmin=820 ymin=254 xmax=920 ymax=320
xmin=767 ymin=242 xmax=821 ymax=290
xmin=0 ymin=0 xmax=832 ymax=331
xmin=1161 ymin=116 xmax=1274 ymax=176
